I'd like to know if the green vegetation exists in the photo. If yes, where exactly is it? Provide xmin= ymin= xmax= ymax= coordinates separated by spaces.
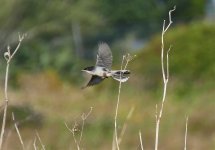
xmin=0 ymin=0 xmax=207 ymax=83
xmin=133 ymin=22 xmax=215 ymax=89
xmin=2 ymin=22 xmax=215 ymax=149
xmin=0 ymin=0 xmax=214 ymax=149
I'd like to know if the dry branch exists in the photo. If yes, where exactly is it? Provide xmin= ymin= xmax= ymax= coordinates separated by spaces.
xmin=79 ymin=107 xmax=93 ymax=145
xmin=113 ymin=54 xmax=135 ymax=150
xmin=12 ymin=112 xmax=25 ymax=150
xmin=65 ymin=122 xmax=80 ymax=150
xmin=33 ymin=137 xmax=37 ymax=150
xmin=0 ymin=33 xmax=25 ymax=150
xmin=139 ymin=130 xmax=144 ymax=150
xmin=36 ymin=131 xmax=45 ymax=150
xmin=154 ymin=6 xmax=176 ymax=150
xmin=65 ymin=107 xmax=93 ymax=150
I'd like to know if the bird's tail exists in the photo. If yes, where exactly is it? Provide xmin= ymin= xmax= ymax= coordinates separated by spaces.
xmin=110 ymin=70 xmax=130 ymax=82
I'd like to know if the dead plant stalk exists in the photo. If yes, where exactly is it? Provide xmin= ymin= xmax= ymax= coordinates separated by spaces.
xmin=0 ymin=34 xmax=25 ymax=150
xmin=154 ymin=6 xmax=176 ymax=150
xmin=113 ymin=54 xmax=134 ymax=150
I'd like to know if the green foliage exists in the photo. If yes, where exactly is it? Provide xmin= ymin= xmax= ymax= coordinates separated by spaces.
xmin=0 ymin=0 xmax=208 ymax=84
xmin=164 ymin=0 xmax=205 ymax=21
xmin=0 ymin=0 xmax=102 ymax=83
xmin=133 ymin=22 xmax=215 ymax=88
xmin=98 ymin=0 xmax=206 ymax=37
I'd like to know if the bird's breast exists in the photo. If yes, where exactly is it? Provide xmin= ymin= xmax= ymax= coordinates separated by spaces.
xmin=94 ymin=67 xmax=110 ymax=77
xmin=94 ymin=67 xmax=104 ymax=76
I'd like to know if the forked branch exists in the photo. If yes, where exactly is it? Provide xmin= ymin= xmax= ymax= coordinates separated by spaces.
xmin=113 ymin=54 xmax=135 ymax=150
xmin=0 ymin=33 xmax=25 ymax=150
xmin=65 ymin=107 xmax=93 ymax=150
xmin=154 ymin=6 xmax=176 ymax=150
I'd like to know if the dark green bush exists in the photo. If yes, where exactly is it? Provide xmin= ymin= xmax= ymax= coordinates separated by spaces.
xmin=133 ymin=22 xmax=215 ymax=88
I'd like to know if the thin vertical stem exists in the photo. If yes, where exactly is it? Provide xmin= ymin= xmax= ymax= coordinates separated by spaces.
xmin=118 ymin=106 xmax=135 ymax=145
xmin=33 ymin=137 xmax=37 ymax=150
xmin=79 ymin=107 xmax=92 ymax=146
xmin=184 ymin=116 xmax=189 ymax=150
xmin=64 ymin=122 xmax=80 ymax=150
xmin=0 ymin=34 xmax=24 ymax=150
xmin=113 ymin=54 xmax=134 ymax=150
xmin=36 ymin=131 xmax=45 ymax=150
xmin=0 ymin=64 xmax=10 ymax=149
xmin=139 ymin=130 xmax=144 ymax=150
xmin=113 ymin=55 xmax=125 ymax=150
xmin=12 ymin=112 xmax=25 ymax=150
xmin=154 ymin=6 xmax=176 ymax=150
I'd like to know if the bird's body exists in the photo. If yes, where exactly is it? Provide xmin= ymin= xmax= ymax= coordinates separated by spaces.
xmin=82 ymin=42 xmax=130 ymax=88
xmin=84 ymin=66 xmax=111 ymax=77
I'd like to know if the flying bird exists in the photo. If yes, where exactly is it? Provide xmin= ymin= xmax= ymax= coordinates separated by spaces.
xmin=82 ymin=42 xmax=130 ymax=88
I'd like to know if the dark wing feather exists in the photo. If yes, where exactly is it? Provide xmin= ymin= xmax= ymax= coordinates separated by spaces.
xmin=96 ymin=43 xmax=112 ymax=69
xmin=82 ymin=75 xmax=104 ymax=88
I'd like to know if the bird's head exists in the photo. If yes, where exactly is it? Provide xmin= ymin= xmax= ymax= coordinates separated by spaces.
xmin=82 ymin=66 xmax=94 ymax=72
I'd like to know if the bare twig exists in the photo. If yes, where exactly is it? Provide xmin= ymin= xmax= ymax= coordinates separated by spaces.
xmin=166 ymin=46 xmax=172 ymax=80
xmin=36 ymin=131 xmax=45 ymax=150
xmin=64 ymin=122 xmax=80 ymax=150
xmin=184 ymin=116 xmax=189 ymax=150
xmin=33 ymin=137 xmax=38 ymax=150
xmin=118 ymin=106 xmax=135 ymax=145
xmin=154 ymin=6 xmax=176 ymax=150
xmin=139 ymin=130 xmax=144 ymax=150
xmin=113 ymin=55 xmax=126 ymax=150
xmin=4 ymin=115 xmax=32 ymax=149
xmin=79 ymin=107 xmax=93 ymax=145
xmin=12 ymin=112 xmax=25 ymax=150
xmin=113 ymin=54 xmax=135 ymax=150
xmin=65 ymin=107 xmax=93 ymax=150
xmin=0 ymin=33 xmax=25 ymax=150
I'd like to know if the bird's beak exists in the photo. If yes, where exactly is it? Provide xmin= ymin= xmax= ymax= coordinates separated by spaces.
xmin=81 ymin=70 xmax=86 ymax=72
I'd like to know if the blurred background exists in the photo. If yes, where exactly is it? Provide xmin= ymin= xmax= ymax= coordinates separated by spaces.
xmin=0 ymin=0 xmax=215 ymax=149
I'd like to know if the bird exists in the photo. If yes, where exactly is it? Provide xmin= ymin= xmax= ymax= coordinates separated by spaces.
xmin=82 ymin=42 xmax=130 ymax=88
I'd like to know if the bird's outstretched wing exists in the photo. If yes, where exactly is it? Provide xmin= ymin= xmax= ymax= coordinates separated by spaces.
xmin=96 ymin=42 xmax=113 ymax=69
xmin=82 ymin=75 xmax=104 ymax=88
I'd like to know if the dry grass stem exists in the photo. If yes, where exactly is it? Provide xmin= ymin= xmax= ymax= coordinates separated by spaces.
xmin=36 ymin=131 xmax=45 ymax=150
xmin=154 ymin=6 xmax=176 ymax=150
xmin=139 ymin=130 xmax=144 ymax=150
xmin=79 ymin=107 xmax=92 ymax=143
xmin=0 ymin=33 xmax=25 ymax=150
xmin=33 ymin=137 xmax=38 ymax=150
xmin=12 ymin=112 xmax=25 ymax=150
xmin=113 ymin=54 xmax=135 ymax=150
xmin=4 ymin=115 xmax=32 ymax=150
xmin=113 ymin=55 xmax=125 ymax=150
xmin=64 ymin=122 xmax=80 ymax=150
xmin=118 ymin=106 xmax=135 ymax=145
xmin=65 ymin=107 xmax=93 ymax=150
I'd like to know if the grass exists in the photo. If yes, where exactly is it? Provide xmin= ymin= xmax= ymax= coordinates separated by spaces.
xmin=1 ymin=71 xmax=215 ymax=150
